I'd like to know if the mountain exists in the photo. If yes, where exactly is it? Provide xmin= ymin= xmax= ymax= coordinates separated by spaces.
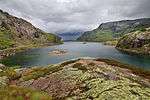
xmin=0 ymin=9 xmax=61 ymax=50
xmin=58 ymin=32 xmax=83 ymax=41
xmin=116 ymin=28 xmax=150 ymax=55
xmin=77 ymin=18 xmax=150 ymax=42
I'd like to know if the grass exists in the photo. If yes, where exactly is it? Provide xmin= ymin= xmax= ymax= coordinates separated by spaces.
xmin=0 ymin=85 xmax=52 ymax=100
xmin=21 ymin=65 xmax=62 ymax=81
xmin=0 ymin=27 xmax=14 ymax=50
xmin=78 ymin=30 xmax=114 ymax=42
xmin=45 ymin=32 xmax=62 ymax=43
xmin=0 ymin=67 xmax=21 ymax=80
xmin=0 ymin=64 xmax=63 ymax=82
xmin=0 ymin=39 xmax=14 ymax=50
xmin=103 ymin=40 xmax=118 ymax=46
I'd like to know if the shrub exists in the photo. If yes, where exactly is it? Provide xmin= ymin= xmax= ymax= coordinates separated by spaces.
xmin=139 ymin=28 xmax=146 ymax=32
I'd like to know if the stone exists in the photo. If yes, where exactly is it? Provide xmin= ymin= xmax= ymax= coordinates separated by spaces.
xmin=0 ymin=63 xmax=5 ymax=69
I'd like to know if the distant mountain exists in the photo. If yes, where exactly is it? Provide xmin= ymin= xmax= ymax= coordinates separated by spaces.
xmin=0 ymin=9 xmax=61 ymax=50
xmin=58 ymin=32 xmax=83 ymax=41
xmin=77 ymin=18 xmax=150 ymax=42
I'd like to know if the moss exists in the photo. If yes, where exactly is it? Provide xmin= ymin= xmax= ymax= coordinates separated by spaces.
xmin=81 ymin=78 xmax=150 ymax=100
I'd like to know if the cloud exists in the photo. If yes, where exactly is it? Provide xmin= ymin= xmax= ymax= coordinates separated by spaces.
xmin=0 ymin=0 xmax=150 ymax=33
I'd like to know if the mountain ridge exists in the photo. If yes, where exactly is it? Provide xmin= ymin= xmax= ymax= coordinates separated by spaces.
xmin=77 ymin=18 xmax=150 ymax=42
xmin=58 ymin=31 xmax=83 ymax=41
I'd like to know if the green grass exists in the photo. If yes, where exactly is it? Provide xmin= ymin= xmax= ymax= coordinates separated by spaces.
xmin=45 ymin=33 xmax=62 ymax=43
xmin=78 ymin=30 xmax=114 ymax=42
xmin=21 ymin=65 xmax=62 ymax=81
xmin=0 ymin=27 xmax=14 ymax=50
xmin=0 ymin=85 xmax=52 ymax=100
xmin=103 ymin=40 xmax=118 ymax=46
xmin=0 ymin=39 xmax=14 ymax=49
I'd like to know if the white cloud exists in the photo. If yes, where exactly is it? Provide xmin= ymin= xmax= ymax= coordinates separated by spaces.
xmin=0 ymin=0 xmax=150 ymax=33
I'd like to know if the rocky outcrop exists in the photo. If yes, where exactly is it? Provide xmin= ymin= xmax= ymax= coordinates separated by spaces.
xmin=1 ymin=58 xmax=149 ymax=99
xmin=0 ymin=9 xmax=61 ymax=50
xmin=77 ymin=18 xmax=150 ymax=42
xmin=48 ymin=49 xmax=67 ymax=56
xmin=116 ymin=28 xmax=150 ymax=55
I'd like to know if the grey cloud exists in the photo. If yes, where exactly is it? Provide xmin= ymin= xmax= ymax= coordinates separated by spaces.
xmin=0 ymin=0 xmax=150 ymax=33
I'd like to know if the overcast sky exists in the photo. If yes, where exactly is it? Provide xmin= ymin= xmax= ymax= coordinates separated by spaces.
xmin=0 ymin=0 xmax=150 ymax=33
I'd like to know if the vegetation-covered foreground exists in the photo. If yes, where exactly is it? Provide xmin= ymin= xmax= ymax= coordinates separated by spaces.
xmin=0 ymin=58 xmax=149 ymax=100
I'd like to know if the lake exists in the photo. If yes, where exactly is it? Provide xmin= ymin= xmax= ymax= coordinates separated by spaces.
xmin=1 ymin=42 xmax=150 ymax=69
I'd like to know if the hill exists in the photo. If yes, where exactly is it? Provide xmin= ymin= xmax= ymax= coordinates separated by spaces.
xmin=0 ymin=9 xmax=61 ymax=50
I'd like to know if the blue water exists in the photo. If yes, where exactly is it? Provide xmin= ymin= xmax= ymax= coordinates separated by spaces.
xmin=1 ymin=42 xmax=150 ymax=69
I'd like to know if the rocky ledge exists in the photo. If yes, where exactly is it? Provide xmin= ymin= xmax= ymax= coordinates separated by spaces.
xmin=116 ymin=28 xmax=150 ymax=55
xmin=0 ymin=58 xmax=150 ymax=100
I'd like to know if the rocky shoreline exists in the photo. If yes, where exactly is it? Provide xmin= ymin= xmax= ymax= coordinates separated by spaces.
xmin=0 ymin=58 xmax=149 ymax=99
xmin=0 ymin=43 xmax=62 ymax=59
xmin=116 ymin=47 xmax=150 ymax=56
xmin=0 ymin=46 xmax=30 ymax=59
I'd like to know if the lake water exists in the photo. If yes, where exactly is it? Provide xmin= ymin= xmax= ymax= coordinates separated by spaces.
xmin=1 ymin=42 xmax=150 ymax=69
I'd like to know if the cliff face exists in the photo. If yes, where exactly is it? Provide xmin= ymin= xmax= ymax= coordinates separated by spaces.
xmin=116 ymin=28 xmax=150 ymax=55
xmin=77 ymin=18 xmax=150 ymax=42
xmin=0 ymin=9 xmax=61 ymax=50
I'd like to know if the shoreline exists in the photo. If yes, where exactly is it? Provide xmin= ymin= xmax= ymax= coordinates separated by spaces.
xmin=0 ymin=42 xmax=62 ymax=60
